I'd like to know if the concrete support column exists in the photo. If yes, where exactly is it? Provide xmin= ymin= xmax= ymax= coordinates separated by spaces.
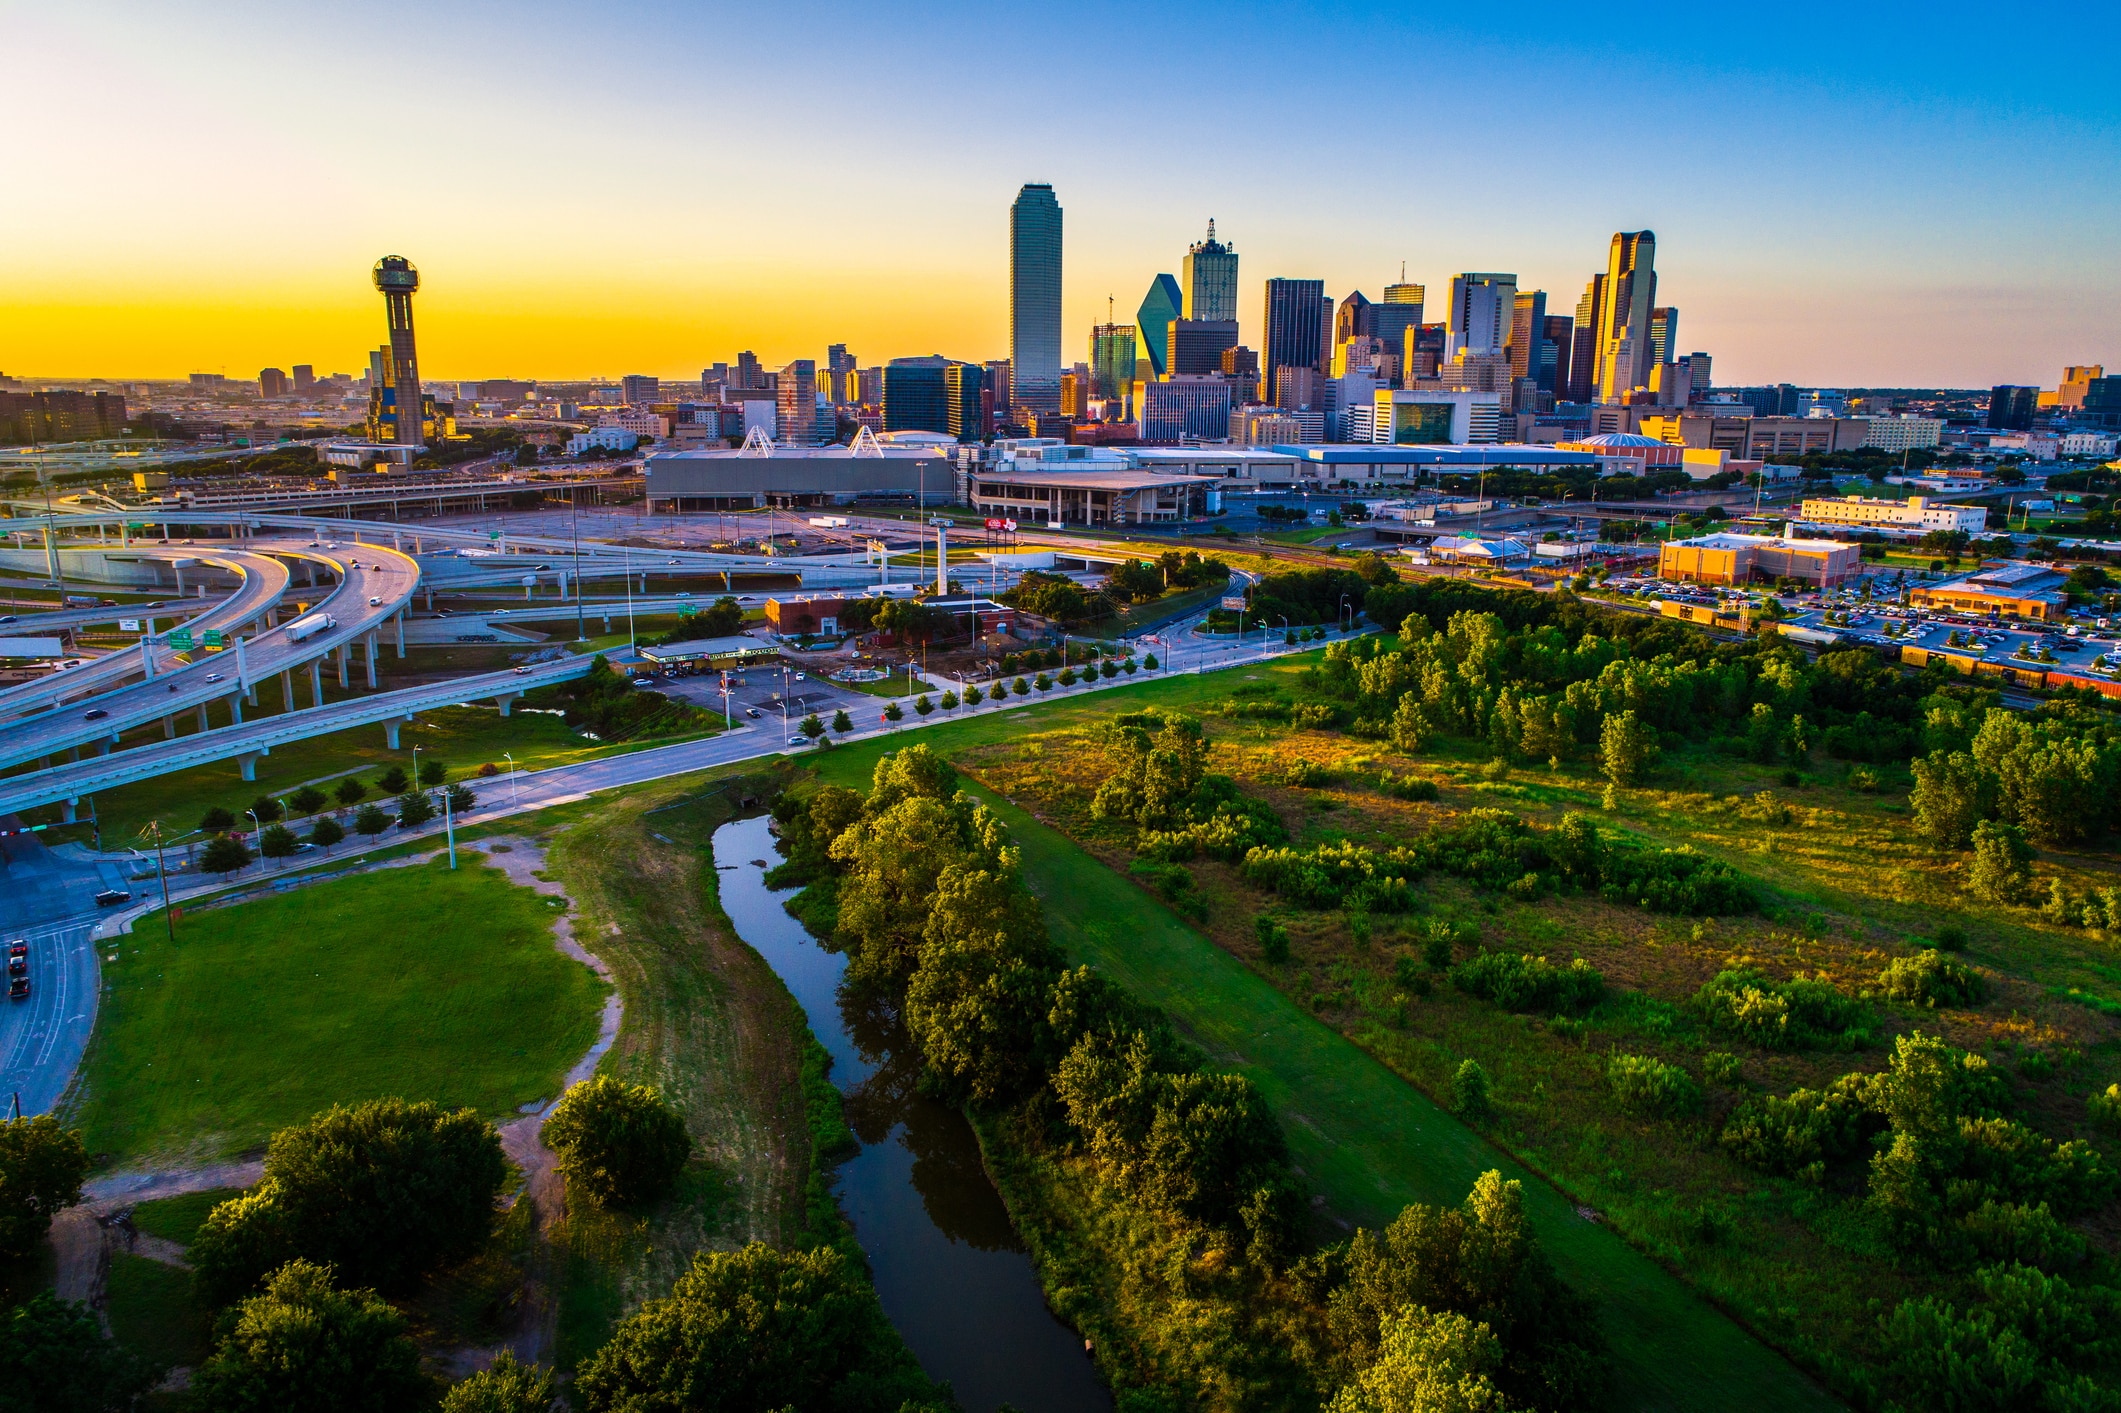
xmin=495 ymin=692 xmax=518 ymax=717
xmin=62 ymin=799 xmax=76 ymax=824
xmin=336 ymin=643 xmax=350 ymax=688
xmin=425 ymin=587 xmax=433 ymax=611
xmin=119 ymin=523 xmax=129 ymax=547
xmin=173 ymin=565 xmax=185 ymax=596
xmin=394 ymin=610 xmax=405 ymax=657
xmin=524 ymin=581 xmax=534 ymax=601
xmin=309 ymin=658 xmax=324 ymax=708
xmin=229 ymin=694 xmax=243 ymax=726
xmin=162 ymin=715 xmax=176 ymax=740
xmin=161 ymin=523 xmax=169 ymax=543
xmin=280 ymin=669 xmax=295 ymax=711
xmin=196 ymin=703 xmax=209 ymax=732
xmin=384 ymin=714 xmax=411 ymax=749
xmin=97 ymin=737 xmax=110 ymax=756
xmin=44 ymin=525 xmax=59 ymax=582
xmin=365 ymin=633 xmax=378 ymax=688
xmin=239 ymin=753 xmax=259 ymax=782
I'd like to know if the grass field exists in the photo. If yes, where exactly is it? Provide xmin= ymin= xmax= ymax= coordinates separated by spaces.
xmin=68 ymin=855 xmax=607 ymax=1164
xmin=798 ymin=687 xmax=1844 ymax=1413
xmin=541 ymin=767 xmax=818 ymax=1368
xmin=105 ymin=1252 xmax=213 ymax=1369
xmin=129 ymin=1187 xmax=242 ymax=1245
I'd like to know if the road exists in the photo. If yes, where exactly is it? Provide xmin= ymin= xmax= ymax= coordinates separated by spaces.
xmin=0 ymin=543 xmax=420 ymax=774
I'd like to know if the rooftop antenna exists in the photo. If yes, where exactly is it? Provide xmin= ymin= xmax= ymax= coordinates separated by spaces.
xmin=1400 ymin=261 xmax=1407 ymax=282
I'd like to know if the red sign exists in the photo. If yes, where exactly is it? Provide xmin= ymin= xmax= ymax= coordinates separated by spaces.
xmin=984 ymin=518 xmax=1004 ymax=531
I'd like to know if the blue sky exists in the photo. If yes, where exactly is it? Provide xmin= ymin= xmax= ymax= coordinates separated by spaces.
xmin=5 ymin=0 xmax=2116 ymax=384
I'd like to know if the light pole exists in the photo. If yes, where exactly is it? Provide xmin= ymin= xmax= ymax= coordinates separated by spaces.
xmin=503 ymin=752 xmax=520 ymax=808
xmin=140 ymin=821 xmax=177 ymax=946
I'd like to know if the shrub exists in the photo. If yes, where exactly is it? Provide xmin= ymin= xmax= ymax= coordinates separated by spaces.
xmin=1967 ymin=819 xmax=2033 ymax=903
xmin=0 ymin=1114 xmax=91 ymax=1260
xmin=189 ymin=1098 xmax=507 ymax=1304
xmin=1376 ymin=770 xmax=1439 ymax=801
xmin=1596 ymin=845 xmax=1755 ymax=915
xmin=0 ymin=1292 xmax=163 ymax=1412
xmin=542 ymin=1077 xmax=693 ymax=1209
xmin=1878 ymin=949 xmax=1987 ymax=1008
xmin=2090 ymin=1084 xmax=2121 ymax=1129
xmin=189 ymin=1259 xmax=431 ymax=1412
xmin=1694 ymin=968 xmax=1869 ymax=1050
xmin=1702 ymin=1051 xmax=1743 ymax=1086
xmin=309 ymin=816 xmax=345 ymax=849
xmin=1450 ymin=951 xmax=1604 ymax=1016
xmin=441 ymin=1352 xmax=555 ymax=1412
xmin=1881 ymin=1264 xmax=2121 ymax=1413
xmin=1255 ymin=916 xmax=1290 ymax=965
xmin=1450 ymin=1059 xmax=1491 ymax=1119
xmin=1933 ymin=923 xmax=1968 ymax=951
xmin=1606 ymin=1053 xmax=1699 ymax=1117
xmin=1719 ymin=1076 xmax=1879 ymax=1179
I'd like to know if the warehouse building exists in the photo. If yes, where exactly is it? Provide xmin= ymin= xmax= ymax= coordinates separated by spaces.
xmin=1659 ymin=531 xmax=1861 ymax=588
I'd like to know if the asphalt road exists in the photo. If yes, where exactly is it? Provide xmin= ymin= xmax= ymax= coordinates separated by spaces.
xmin=0 ymin=833 xmax=136 ymax=1119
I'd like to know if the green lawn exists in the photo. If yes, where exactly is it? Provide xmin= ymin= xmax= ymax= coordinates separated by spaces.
xmin=69 ymin=855 xmax=607 ymax=1164
xmin=106 ymin=1252 xmax=213 ymax=1369
xmin=130 ymin=1187 xmax=243 ymax=1245
xmin=801 ymin=681 xmax=1839 ymax=1413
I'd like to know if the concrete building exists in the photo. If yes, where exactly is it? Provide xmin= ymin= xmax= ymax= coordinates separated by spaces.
xmin=1638 ymin=411 xmax=1870 ymax=459
xmin=568 ymin=425 xmax=640 ymax=456
xmin=1137 ymin=376 xmax=1232 ymax=443
xmin=1447 ymin=273 xmax=1517 ymax=360
xmin=622 ymin=374 xmax=660 ymax=405
xmin=1167 ymin=319 xmax=1240 ymax=376
xmin=1555 ymin=432 xmax=1683 ymax=474
xmin=643 ymin=439 xmax=960 ymax=511
xmin=1660 ymin=532 xmax=1859 ymax=588
xmin=1798 ymin=494 xmax=1987 ymax=538
xmin=1010 ymin=183 xmax=1063 ymax=415
xmin=969 ymin=463 xmax=1211 ymax=526
xmin=1910 ymin=562 xmax=2068 ymax=621
xmin=1372 ymin=389 xmax=1503 ymax=445
xmin=1862 ymin=416 xmax=1944 ymax=452
xmin=1183 ymin=220 xmax=1238 ymax=321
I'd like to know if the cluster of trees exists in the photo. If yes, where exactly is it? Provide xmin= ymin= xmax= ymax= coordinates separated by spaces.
xmin=645 ymin=594 xmax=745 ymax=644
xmin=191 ymin=758 xmax=475 ymax=874
xmin=1105 ymin=549 xmax=1231 ymax=606
xmin=1246 ymin=557 xmax=1412 ymax=631
xmin=524 ymin=655 xmax=711 ymax=742
xmin=1090 ymin=710 xmax=1286 ymax=864
xmin=1001 ymin=569 xmax=1110 ymax=624
xmin=774 ymin=749 xmax=1607 ymax=1409
xmin=1912 ymin=700 xmax=2121 ymax=858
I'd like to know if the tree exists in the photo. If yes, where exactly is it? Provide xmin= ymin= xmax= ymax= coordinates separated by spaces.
xmin=309 ymin=817 xmax=345 ymax=850
xmin=940 ymin=690 xmax=959 ymax=710
xmin=333 ymin=778 xmax=367 ymax=808
xmin=1143 ymin=653 xmax=1159 ymax=671
xmin=697 ymin=595 xmax=745 ymax=638
xmin=1450 ymin=1060 xmax=1491 ymax=1120
xmin=289 ymin=786 xmax=328 ymax=816
xmin=417 ymin=759 xmax=447 ymax=787
xmin=395 ymin=791 xmax=435 ymax=830
xmin=1058 ymin=666 xmax=1078 ymax=687
xmin=1327 ymin=1306 xmax=1521 ymax=1413
xmin=0 ymin=1115 xmax=90 ymax=1260
xmin=574 ymin=1244 xmax=908 ymax=1413
xmin=1967 ymin=820 xmax=2033 ymax=903
xmin=1392 ymin=696 xmax=1430 ymax=754
xmin=0 ymin=1292 xmax=163 ymax=1413
xmin=1014 ymin=675 xmax=1031 ymax=695
xmin=904 ymin=862 xmax=1059 ymax=1104
xmin=375 ymin=765 xmax=409 ymax=794
xmin=446 ymin=783 xmax=477 ymax=814
xmin=1034 ymin=673 xmax=1052 ymax=693
xmin=258 ymin=824 xmax=297 ymax=862
xmin=1910 ymin=750 xmax=1997 ymax=848
xmin=883 ymin=701 xmax=903 ymax=722
xmin=914 ymin=694 xmax=934 ymax=717
xmin=799 ymin=713 xmax=825 ymax=740
xmin=441 ymin=1353 xmax=555 ymax=1413
xmin=541 ymin=1076 xmax=692 ymax=1209
xmin=1599 ymin=710 xmax=1657 ymax=787
xmin=248 ymin=795 xmax=283 ymax=824
xmin=189 ymin=1260 xmax=431 ymax=1413
xmin=201 ymin=834 xmax=253 ymax=877
xmin=962 ymin=687 xmax=982 ymax=708
xmin=200 ymin=805 xmax=236 ymax=833
xmin=189 ymin=1098 xmax=507 ymax=1304
xmin=832 ymin=709 xmax=853 ymax=733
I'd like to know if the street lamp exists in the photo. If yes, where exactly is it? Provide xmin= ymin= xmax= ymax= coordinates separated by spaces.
xmin=503 ymin=751 xmax=520 ymax=808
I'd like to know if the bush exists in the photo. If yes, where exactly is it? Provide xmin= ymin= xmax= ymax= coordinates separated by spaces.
xmin=375 ymin=765 xmax=410 ymax=794
xmin=1878 ymin=949 xmax=1987 ymax=1008
xmin=189 ymin=1098 xmax=507 ymax=1304
xmin=1376 ymin=770 xmax=1439 ymax=801
xmin=542 ymin=1077 xmax=693 ymax=1209
xmin=189 ymin=1259 xmax=431 ymax=1413
xmin=1881 ymin=1263 xmax=2120 ymax=1413
xmin=1255 ymin=916 xmax=1289 ymax=965
xmin=1693 ymin=968 xmax=1870 ymax=1050
xmin=1450 ymin=1059 xmax=1492 ymax=1119
xmin=200 ymin=805 xmax=236 ymax=832
xmin=442 ymin=1352 xmax=555 ymax=1413
xmin=0 ymin=1115 xmax=90 ymax=1261
xmin=1606 ymin=1053 xmax=1699 ymax=1117
xmin=1967 ymin=819 xmax=2033 ymax=902
xmin=395 ymin=790 xmax=435 ymax=830
xmin=0 ymin=1292 xmax=163 ymax=1412
xmin=1933 ymin=923 xmax=1968 ymax=951
xmin=574 ymin=1243 xmax=932 ymax=1413
xmin=1719 ymin=1076 xmax=1878 ymax=1179
xmin=2091 ymin=1084 xmax=2121 ymax=1130
xmin=309 ymin=816 xmax=345 ymax=849
xmin=1702 ymin=1051 xmax=1743 ymax=1086
xmin=1450 ymin=951 xmax=1604 ymax=1016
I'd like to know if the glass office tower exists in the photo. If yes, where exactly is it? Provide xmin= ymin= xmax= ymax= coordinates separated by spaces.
xmin=1010 ymin=183 xmax=1063 ymax=415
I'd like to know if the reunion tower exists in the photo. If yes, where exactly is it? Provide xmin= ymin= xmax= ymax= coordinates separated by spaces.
xmin=372 ymin=255 xmax=423 ymax=445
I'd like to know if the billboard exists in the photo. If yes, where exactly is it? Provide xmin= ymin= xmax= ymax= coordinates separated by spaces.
xmin=0 ymin=638 xmax=66 ymax=658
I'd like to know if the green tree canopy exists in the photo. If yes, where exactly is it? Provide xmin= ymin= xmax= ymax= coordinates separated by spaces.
xmin=0 ymin=1293 xmax=163 ymax=1413
xmin=440 ymin=1353 xmax=555 ymax=1413
xmin=542 ymin=1077 xmax=692 ymax=1209
xmin=189 ymin=1260 xmax=431 ymax=1413
xmin=0 ymin=1115 xmax=90 ymax=1261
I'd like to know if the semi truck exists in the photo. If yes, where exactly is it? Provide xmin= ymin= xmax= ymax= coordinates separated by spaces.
xmin=284 ymin=612 xmax=336 ymax=644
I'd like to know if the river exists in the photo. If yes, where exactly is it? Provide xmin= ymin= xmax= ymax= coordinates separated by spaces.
xmin=711 ymin=815 xmax=1112 ymax=1413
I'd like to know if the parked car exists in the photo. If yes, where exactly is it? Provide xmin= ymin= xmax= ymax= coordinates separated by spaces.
xmin=95 ymin=888 xmax=131 ymax=907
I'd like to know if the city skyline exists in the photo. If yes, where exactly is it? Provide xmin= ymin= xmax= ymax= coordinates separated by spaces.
xmin=6 ymin=1 xmax=2118 ymax=385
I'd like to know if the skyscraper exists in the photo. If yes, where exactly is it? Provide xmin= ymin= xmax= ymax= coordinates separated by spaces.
xmin=826 ymin=344 xmax=856 ymax=406
xmin=1596 ymin=231 xmax=1657 ymax=402
xmin=1136 ymin=274 xmax=1183 ymax=378
xmin=1540 ymin=314 xmax=1574 ymax=398
xmin=1168 ymin=320 xmax=1240 ymax=376
xmin=622 ymin=374 xmax=660 ymax=405
xmin=1010 ymin=183 xmax=1063 ymax=415
xmin=1507 ymin=291 xmax=1548 ymax=383
xmin=1334 ymin=291 xmax=1373 ymax=348
xmin=1567 ymin=276 xmax=1604 ymax=404
xmin=1263 ymin=278 xmax=1328 ymax=406
xmin=1091 ymin=324 xmax=1139 ymax=404
xmin=777 ymin=360 xmax=826 ymax=444
xmin=1182 ymin=220 xmax=1238 ymax=321
xmin=292 ymin=365 xmax=315 ymax=391
xmin=944 ymin=362 xmax=984 ymax=441
xmin=1649 ymin=308 xmax=1679 ymax=368
xmin=735 ymin=351 xmax=762 ymax=388
xmin=1446 ymin=273 xmax=1517 ymax=359
xmin=259 ymin=368 xmax=289 ymax=397
xmin=1987 ymin=386 xmax=2039 ymax=431
xmin=370 ymin=255 xmax=422 ymax=445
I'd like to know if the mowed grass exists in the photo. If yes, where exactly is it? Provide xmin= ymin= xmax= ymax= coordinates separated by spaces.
xmin=70 ymin=855 xmax=607 ymax=1164
xmin=105 ymin=1252 xmax=213 ymax=1368
xmin=800 ymin=694 xmax=1840 ymax=1413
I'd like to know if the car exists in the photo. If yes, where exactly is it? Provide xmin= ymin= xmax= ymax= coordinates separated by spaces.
xmin=793 ymin=672 xmax=805 ymax=681
xmin=205 ymin=672 xmax=223 ymax=683
xmin=0 ymin=616 xmax=14 ymax=625
xmin=513 ymin=665 xmax=533 ymax=675
xmin=369 ymin=596 xmax=382 ymax=607
xmin=6 ymin=956 xmax=24 ymax=979
xmin=95 ymin=888 xmax=131 ymax=906
xmin=9 ymin=976 xmax=26 ymax=1001
xmin=84 ymin=708 xmax=108 ymax=720
xmin=788 ymin=736 xmax=807 ymax=746
xmin=677 ymin=591 xmax=692 ymax=598
xmin=745 ymin=707 xmax=763 ymax=719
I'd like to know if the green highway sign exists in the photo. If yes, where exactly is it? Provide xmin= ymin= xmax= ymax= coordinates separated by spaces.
xmin=167 ymin=628 xmax=194 ymax=650
xmin=202 ymin=629 xmax=225 ymax=648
